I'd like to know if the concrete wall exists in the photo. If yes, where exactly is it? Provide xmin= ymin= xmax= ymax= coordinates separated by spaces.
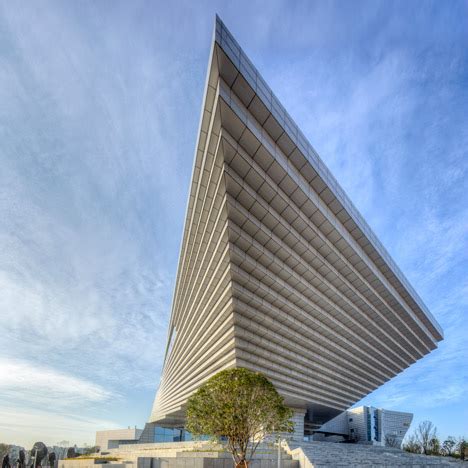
xmin=290 ymin=409 xmax=306 ymax=442
xmin=59 ymin=456 xmax=298 ymax=468
xmin=96 ymin=429 xmax=143 ymax=450
xmin=317 ymin=411 xmax=348 ymax=436
xmin=380 ymin=409 xmax=413 ymax=447
xmin=138 ymin=457 xmax=298 ymax=468
xmin=347 ymin=407 xmax=368 ymax=442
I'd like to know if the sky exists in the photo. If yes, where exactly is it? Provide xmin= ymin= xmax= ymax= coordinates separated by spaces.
xmin=0 ymin=0 xmax=467 ymax=448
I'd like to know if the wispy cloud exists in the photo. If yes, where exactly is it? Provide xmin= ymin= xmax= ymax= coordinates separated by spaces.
xmin=0 ymin=405 xmax=119 ymax=447
xmin=0 ymin=359 xmax=121 ymax=446
xmin=0 ymin=0 xmax=198 ymax=445
xmin=0 ymin=358 xmax=114 ymax=408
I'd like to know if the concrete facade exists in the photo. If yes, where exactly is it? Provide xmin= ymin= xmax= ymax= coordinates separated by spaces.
xmin=149 ymin=16 xmax=443 ymax=438
xmin=96 ymin=428 xmax=143 ymax=450
xmin=315 ymin=406 xmax=412 ymax=447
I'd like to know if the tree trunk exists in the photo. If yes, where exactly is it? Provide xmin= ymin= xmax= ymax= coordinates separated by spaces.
xmin=235 ymin=463 xmax=248 ymax=468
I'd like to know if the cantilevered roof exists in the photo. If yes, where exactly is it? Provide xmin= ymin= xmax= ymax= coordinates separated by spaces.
xmin=149 ymin=16 xmax=443 ymax=427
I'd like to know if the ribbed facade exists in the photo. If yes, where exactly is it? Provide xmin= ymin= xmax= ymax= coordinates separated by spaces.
xmin=149 ymin=17 xmax=443 ymax=431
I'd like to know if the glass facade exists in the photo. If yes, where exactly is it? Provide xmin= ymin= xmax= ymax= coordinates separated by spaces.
xmin=154 ymin=426 xmax=190 ymax=443
xmin=152 ymin=426 xmax=212 ymax=443
xmin=373 ymin=411 xmax=380 ymax=442
xmin=366 ymin=410 xmax=372 ymax=442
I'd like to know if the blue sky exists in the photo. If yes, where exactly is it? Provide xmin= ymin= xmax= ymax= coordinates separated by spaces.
xmin=0 ymin=0 xmax=467 ymax=447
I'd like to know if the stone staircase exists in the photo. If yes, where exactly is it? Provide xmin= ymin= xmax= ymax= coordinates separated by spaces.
xmin=284 ymin=441 xmax=468 ymax=467
xmin=104 ymin=441 xmax=298 ymax=467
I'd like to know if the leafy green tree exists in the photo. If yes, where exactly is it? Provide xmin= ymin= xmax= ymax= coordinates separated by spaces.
xmin=459 ymin=438 xmax=467 ymax=461
xmin=428 ymin=436 xmax=440 ymax=455
xmin=186 ymin=368 xmax=293 ymax=467
xmin=82 ymin=447 xmax=99 ymax=456
xmin=441 ymin=436 xmax=456 ymax=456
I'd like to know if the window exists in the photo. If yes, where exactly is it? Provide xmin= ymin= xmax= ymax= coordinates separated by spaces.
xmin=154 ymin=427 xmax=183 ymax=443
xmin=349 ymin=418 xmax=353 ymax=422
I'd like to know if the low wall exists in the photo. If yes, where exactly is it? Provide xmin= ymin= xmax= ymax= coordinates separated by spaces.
xmin=59 ymin=453 xmax=298 ymax=468
xmin=58 ymin=462 xmax=132 ymax=468
xmin=138 ymin=456 xmax=298 ymax=468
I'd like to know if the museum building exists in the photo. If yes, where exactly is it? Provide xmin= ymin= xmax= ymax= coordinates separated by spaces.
xmin=140 ymin=16 xmax=443 ymax=443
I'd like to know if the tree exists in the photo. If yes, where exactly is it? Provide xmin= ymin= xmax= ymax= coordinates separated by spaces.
xmin=384 ymin=433 xmax=400 ymax=448
xmin=458 ymin=438 xmax=467 ymax=461
xmin=403 ymin=434 xmax=421 ymax=454
xmin=428 ymin=437 xmax=440 ymax=456
xmin=186 ymin=368 xmax=293 ymax=467
xmin=441 ymin=437 xmax=456 ymax=456
xmin=82 ymin=447 xmax=98 ymax=456
xmin=415 ymin=421 xmax=437 ymax=455
xmin=66 ymin=448 xmax=77 ymax=459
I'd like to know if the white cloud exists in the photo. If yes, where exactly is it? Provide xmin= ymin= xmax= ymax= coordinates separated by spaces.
xmin=0 ymin=358 xmax=114 ymax=408
xmin=0 ymin=405 xmax=119 ymax=447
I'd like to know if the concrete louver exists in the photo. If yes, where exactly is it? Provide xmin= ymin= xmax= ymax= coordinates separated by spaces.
xmin=149 ymin=17 xmax=443 ymax=429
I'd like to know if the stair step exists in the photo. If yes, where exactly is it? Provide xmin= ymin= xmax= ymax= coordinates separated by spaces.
xmin=284 ymin=441 xmax=468 ymax=467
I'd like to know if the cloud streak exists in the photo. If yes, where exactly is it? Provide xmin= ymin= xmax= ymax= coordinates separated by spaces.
xmin=0 ymin=358 xmax=114 ymax=407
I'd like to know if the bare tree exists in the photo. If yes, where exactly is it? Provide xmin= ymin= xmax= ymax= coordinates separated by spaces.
xmin=403 ymin=434 xmax=421 ymax=454
xmin=384 ymin=433 xmax=400 ymax=448
xmin=415 ymin=421 xmax=437 ymax=455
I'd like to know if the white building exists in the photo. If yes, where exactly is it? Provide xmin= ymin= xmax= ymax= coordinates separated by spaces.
xmin=95 ymin=428 xmax=143 ymax=451
xmin=315 ymin=406 xmax=412 ymax=447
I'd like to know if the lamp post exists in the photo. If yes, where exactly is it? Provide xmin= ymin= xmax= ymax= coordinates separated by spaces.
xmin=31 ymin=449 xmax=37 ymax=468
xmin=277 ymin=436 xmax=282 ymax=468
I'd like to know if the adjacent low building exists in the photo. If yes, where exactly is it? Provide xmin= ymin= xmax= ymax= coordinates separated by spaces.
xmin=96 ymin=428 xmax=143 ymax=451
xmin=143 ymin=16 xmax=443 ymax=442
xmin=313 ymin=406 xmax=412 ymax=447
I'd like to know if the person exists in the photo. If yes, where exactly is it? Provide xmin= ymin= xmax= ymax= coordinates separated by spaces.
xmin=47 ymin=453 xmax=56 ymax=468
xmin=18 ymin=451 xmax=25 ymax=468
xmin=2 ymin=454 xmax=11 ymax=468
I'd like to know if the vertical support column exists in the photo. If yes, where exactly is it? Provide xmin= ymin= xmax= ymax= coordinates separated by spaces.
xmin=138 ymin=423 xmax=156 ymax=443
xmin=289 ymin=408 xmax=306 ymax=442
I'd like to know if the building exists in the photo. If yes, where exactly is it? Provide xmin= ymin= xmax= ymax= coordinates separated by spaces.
xmin=96 ymin=428 xmax=143 ymax=451
xmin=313 ymin=406 xmax=412 ymax=447
xmin=142 ymin=16 xmax=443 ymax=442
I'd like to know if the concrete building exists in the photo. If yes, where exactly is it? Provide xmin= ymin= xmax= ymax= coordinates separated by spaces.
xmin=96 ymin=428 xmax=143 ymax=450
xmin=144 ymin=16 xmax=443 ymax=442
xmin=313 ymin=406 xmax=412 ymax=447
